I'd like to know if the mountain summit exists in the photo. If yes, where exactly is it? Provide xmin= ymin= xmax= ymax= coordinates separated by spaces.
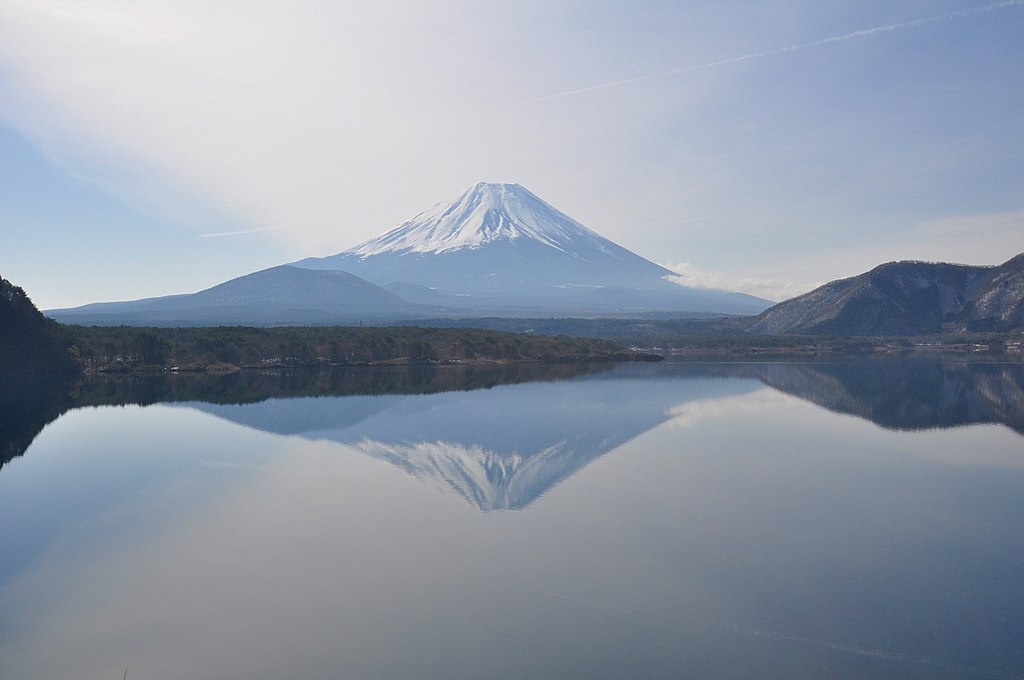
xmin=346 ymin=182 xmax=656 ymax=262
xmin=297 ymin=182 xmax=770 ymax=315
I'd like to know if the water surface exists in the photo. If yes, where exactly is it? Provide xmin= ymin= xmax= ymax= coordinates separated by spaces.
xmin=1 ymin=359 xmax=1022 ymax=679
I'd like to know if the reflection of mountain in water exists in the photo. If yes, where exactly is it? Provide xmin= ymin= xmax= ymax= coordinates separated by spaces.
xmin=4 ymin=360 xmax=1023 ymax=504
xmin=0 ymin=364 xmax=608 ymax=471
xmin=0 ymin=373 xmax=76 ymax=471
xmin=734 ymin=360 xmax=1024 ymax=435
xmin=184 ymin=360 xmax=1024 ymax=510
xmin=189 ymin=364 xmax=759 ymax=510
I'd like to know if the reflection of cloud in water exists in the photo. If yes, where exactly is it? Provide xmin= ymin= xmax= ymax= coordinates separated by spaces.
xmin=888 ymin=425 xmax=1024 ymax=472
xmin=199 ymin=460 xmax=286 ymax=473
xmin=4 ymin=362 xmax=1024 ymax=679
xmin=664 ymin=389 xmax=794 ymax=431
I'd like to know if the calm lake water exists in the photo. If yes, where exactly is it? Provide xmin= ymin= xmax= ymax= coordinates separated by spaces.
xmin=1 ymin=359 xmax=1022 ymax=679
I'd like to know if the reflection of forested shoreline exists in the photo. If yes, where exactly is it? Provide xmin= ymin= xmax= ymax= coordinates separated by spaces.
xmin=0 ymin=373 xmax=78 ymax=471
xmin=599 ymin=359 xmax=1024 ymax=435
xmin=739 ymin=360 xmax=1024 ymax=436
xmin=4 ymin=359 xmax=1023 ymax=474
xmin=72 ymin=362 xmax=613 ymax=407
xmin=0 ymin=363 xmax=613 ymax=470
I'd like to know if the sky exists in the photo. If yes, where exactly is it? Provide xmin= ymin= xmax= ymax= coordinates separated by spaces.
xmin=1 ymin=0 xmax=1022 ymax=309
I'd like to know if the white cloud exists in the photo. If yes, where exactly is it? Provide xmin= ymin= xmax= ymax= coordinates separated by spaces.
xmin=0 ymin=0 xmax=1020 ymax=291
xmin=0 ymin=1 xmax=553 ymax=255
xmin=662 ymin=261 xmax=818 ymax=303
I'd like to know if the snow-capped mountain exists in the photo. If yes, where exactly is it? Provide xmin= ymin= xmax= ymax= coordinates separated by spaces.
xmin=348 ymin=182 xmax=628 ymax=258
xmin=296 ymin=182 xmax=770 ymax=315
xmin=46 ymin=182 xmax=771 ymax=325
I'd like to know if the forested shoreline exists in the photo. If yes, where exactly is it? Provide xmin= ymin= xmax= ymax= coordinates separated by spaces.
xmin=63 ymin=324 xmax=660 ymax=372
xmin=4 ymin=274 xmax=1021 ymax=382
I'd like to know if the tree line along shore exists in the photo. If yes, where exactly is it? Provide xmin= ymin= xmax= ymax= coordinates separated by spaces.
xmin=3 ymin=275 xmax=1020 ymax=380
xmin=55 ymin=323 xmax=1024 ymax=374
xmin=62 ymin=324 xmax=661 ymax=373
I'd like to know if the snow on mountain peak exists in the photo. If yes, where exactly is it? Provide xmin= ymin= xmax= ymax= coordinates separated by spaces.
xmin=347 ymin=182 xmax=616 ymax=258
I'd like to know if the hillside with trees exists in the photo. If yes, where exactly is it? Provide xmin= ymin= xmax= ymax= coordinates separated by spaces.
xmin=0 ymin=276 xmax=77 ymax=378
xmin=64 ymin=325 xmax=655 ymax=372
xmin=749 ymin=254 xmax=1024 ymax=336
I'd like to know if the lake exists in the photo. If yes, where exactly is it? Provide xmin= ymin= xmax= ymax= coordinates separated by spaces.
xmin=1 ymin=359 xmax=1022 ymax=679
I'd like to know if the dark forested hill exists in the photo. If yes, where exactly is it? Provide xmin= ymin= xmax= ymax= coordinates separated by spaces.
xmin=748 ymin=254 xmax=1024 ymax=336
xmin=0 ymin=275 xmax=77 ymax=377
xmin=0 ymin=275 xmax=79 ymax=470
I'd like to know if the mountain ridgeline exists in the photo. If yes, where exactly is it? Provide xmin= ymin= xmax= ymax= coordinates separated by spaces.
xmin=749 ymin=254 xmax=1024 ymax=336
xmin=47 ymin=182 xmax=771 ymax=325
xmin=46 ymin=265 xmax=422 ymax=326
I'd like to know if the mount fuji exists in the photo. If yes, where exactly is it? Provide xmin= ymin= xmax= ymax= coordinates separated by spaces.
xmin=295 ymin=182 xmax=770 ymax=315
xmin=47 ymin=182 xmax=770 ymax=325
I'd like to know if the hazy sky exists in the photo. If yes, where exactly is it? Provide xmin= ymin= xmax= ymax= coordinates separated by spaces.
xmin=1 ymin=0 xmax=1022 ymax=308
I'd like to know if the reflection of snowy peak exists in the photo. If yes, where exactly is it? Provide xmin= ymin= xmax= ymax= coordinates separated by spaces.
xmin=185 ymin=365 xmax=762 ymax=510
xmin=167 ymin=361 xmax=1024 ymax=510
xmin=355 ymin=438 xmax=576 ymax=511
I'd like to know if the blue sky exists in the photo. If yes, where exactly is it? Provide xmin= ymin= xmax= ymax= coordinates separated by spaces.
xmin=1 ymin=0 xmax=1022 ymax=308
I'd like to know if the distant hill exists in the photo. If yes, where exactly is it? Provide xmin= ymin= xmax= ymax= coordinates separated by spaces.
xmin=748 ymin=254 xmax=1024 ymax=336
xmin=47 ymin=265 xmax=439 ymax=326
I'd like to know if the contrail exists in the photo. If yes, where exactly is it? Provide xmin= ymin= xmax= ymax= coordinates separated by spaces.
xmin=533 ymin=1 xmax=1024 ymax=102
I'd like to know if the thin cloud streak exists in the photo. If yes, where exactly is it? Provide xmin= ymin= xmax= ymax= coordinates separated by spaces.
xmin=198 ymin=227 xmax=276 ymax=239
xmin=534 ymin=0 xmax=1024 ymax=102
